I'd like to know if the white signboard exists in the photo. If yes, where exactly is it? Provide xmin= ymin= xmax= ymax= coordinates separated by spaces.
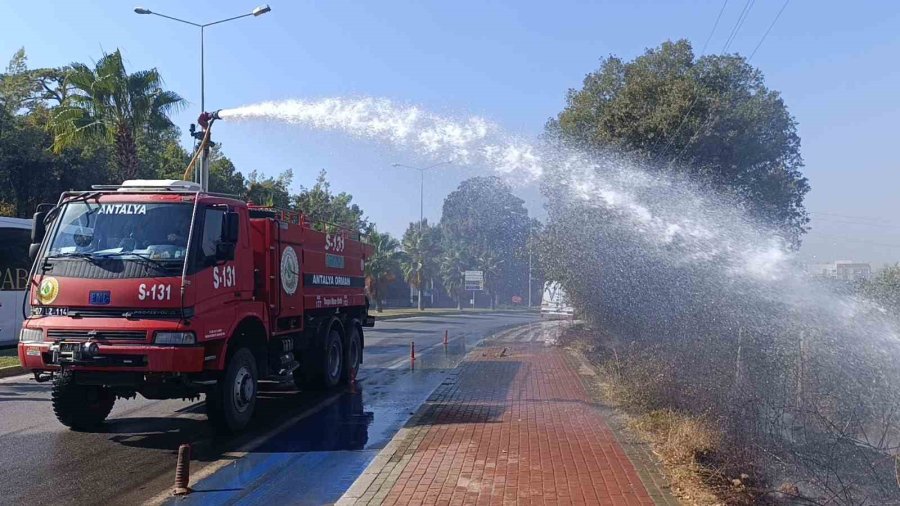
xmin=464 ymin=270 xmax=483 ymax=282
xmin=464 ymin=270 xmax=483 ymax=291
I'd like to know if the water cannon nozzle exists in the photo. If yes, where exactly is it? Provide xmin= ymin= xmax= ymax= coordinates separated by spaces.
xmin=197 ymin=110 xmax=222 ymax=130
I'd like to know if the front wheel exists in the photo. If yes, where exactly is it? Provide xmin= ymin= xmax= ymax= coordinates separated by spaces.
xmin=51 ymin=370 xmax=115 ymax=431
xmin=207 ymin=348 xmax=258 ymax=433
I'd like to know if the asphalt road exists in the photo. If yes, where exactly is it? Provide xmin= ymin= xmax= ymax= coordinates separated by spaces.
xmin=0 ymin=311 xmax=537 ymax=506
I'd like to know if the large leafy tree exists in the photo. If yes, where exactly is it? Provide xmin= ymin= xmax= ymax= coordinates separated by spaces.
xmin=548 ymin=39 xmax=809 ymax=246
xmin=293 ymin=169 xmax=371 ymax=234
xmin=364 ymin=229 xmax=403 ymax=312
xmin=401 ymin=220 xmax=441 ymax=310
xmin=50 ymin=50 xmax=184 ymax=181
xmin=245 ymin=169 xmax=293 ymax=209
xmin=441 ymin=176 xmax=532 ymax=303
xmin=0 ymin=50 xmax=111 ymax=216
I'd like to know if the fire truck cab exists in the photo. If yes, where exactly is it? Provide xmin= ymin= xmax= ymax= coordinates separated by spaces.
xmin=18 ymin=180 xmax=373 ymax=432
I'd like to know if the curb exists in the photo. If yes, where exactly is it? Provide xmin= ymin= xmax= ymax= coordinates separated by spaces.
xmin=373 ymin=309 xmax=538 ymax=321
xmin=0 ymin=365 xmax=25 ymax=379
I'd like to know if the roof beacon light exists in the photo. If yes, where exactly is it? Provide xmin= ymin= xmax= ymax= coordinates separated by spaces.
xmin=118 ymin=180 xmax=202 ymax=192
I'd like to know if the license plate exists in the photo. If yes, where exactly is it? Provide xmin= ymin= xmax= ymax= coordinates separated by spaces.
xmin=89 ymin=291 xmax=111 ymax=305
xmin=33 ymin=306 xmax=69 ymax=316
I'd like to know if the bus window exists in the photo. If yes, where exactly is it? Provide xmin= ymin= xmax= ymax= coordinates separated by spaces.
xmin=0 ymin=225 xmax=31 ymax=346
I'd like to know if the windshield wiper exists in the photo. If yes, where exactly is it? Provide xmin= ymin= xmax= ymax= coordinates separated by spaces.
xmin=42 ymin=252 xmax=102 ymax=271
xmin=99 ymin=251 xmax=178 ymax=271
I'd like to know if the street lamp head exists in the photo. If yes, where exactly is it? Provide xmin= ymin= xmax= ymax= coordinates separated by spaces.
xmin=134 ymin=7 xmax=152 ymax=14
xmin=391 ymin=163 xmax=402 ymax=168
xmin=252 ymin=5 xmax=271 ymax=16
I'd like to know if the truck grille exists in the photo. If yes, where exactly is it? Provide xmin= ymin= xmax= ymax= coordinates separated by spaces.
xmin=64 ymin=308 xmax=191 ymax=319
xmin=47 ymin=330 xmax=147 ymax=342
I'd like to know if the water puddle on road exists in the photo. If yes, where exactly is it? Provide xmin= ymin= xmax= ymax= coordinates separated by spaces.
xmin=169 ymin=335 xmax=476 ymax=505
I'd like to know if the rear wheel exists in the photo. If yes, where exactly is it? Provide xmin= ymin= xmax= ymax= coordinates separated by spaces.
xmin=294 ymin=324 xmax=344 ymax=390
xmin=51 ymin=370 xmax=115 ymax=431
xmin=207 ymin=348 xmax=258 ymax=433
xmin=343 ymin=324 xmax=362 ymax=384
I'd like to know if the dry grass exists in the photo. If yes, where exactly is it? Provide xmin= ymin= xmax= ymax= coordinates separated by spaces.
xmin=629 ymin=410 xmax=733 ymax=505
xmin=567 ymin=326 xmax=766 ymax=505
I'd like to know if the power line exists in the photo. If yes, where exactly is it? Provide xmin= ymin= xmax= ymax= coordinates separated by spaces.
xmin=810 ymin=211 xmax=897 ymax=224
xmin=722 ymin=0 xmax=756 ymax=53
xmin=653 ymin=0 xmax=730 ymax=158
xmin=700 ymin=0 xmax=731 ymax=56
xmin=668 ymin=0 xmax=790 ymax=166
xmin=749 ymin=0 xmax=791 ymax=60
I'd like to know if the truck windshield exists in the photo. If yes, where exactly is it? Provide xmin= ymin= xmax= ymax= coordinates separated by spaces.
xmin=45 ymin=202 xmax=193 ymax=263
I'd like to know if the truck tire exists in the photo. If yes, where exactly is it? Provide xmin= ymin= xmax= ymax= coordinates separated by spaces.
xmin=206 ymin=348 xmax=258 ymax=433
xmin=294 ymin=325 xmax=343 ymax=390
xmin=342 ymin=324 xmax=361 ymax=385
xmin=51 ymin=370 xmax=115 ymax=431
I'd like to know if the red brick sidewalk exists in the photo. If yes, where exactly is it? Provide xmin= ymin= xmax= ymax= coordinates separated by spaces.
xmin=339 ymin=327 xmax=675 ymax=505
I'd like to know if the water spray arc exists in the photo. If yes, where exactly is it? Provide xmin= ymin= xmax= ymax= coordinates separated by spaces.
xmin=213 ymin=95 xmax=900 ymax=498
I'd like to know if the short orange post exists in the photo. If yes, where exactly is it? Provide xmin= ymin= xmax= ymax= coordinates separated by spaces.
xmin=173 ymin=443 xmax=192 ymax=495
xmin=410 ymin=341 xmax=416 ymax=369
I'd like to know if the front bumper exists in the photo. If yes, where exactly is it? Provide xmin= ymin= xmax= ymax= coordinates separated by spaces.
xmin=18 ymin=342 xmax=205 ymax=373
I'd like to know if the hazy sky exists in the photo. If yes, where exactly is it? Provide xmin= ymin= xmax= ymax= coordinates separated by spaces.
xmin=4 ymin=1 xmax=899 ymax=265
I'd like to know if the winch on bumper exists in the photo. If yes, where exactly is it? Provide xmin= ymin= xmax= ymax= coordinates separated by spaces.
xmin=19 ymin=341 xmax=205 ymax=373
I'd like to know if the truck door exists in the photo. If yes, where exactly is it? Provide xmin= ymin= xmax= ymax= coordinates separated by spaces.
xmin=192 ymin=206 xmax=247 ymax=340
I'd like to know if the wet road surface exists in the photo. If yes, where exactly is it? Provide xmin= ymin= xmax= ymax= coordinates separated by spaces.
xmin=0 ymin=311 xmax=536 ymax=505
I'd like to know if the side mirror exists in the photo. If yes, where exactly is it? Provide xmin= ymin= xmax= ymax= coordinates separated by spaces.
xmin=215 ymin=242 xmax=236 ymax=262
xmin=29 ymin=243 xmax=41 ymax=261
xmin=222 ymin=211 xmax=239 ymax=243
xmin=32 ymin=211 xmax=47 ymax=244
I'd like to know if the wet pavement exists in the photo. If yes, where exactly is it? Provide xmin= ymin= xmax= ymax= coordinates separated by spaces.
xmin=0 ymin=311 xmax=536 ymax=506
xmin=338 ymin=321 xmax=677 ymax=506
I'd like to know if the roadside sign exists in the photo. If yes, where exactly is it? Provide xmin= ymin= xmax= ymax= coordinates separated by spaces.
xmin=463 ymin=270 xmax=483 ymax=282
xmin=464 ymin=270 xmax=483 ymax=291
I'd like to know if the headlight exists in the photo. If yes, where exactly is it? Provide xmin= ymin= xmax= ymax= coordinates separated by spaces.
xmin=153 ymin=331 xmax=196 ymax=345
xmin=19 ymin=328 xmax=44 ymax=343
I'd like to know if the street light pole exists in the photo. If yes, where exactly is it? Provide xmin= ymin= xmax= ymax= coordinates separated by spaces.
xmin=200 ymin=26 xmax=205 ymax=113
xmin=391 ymin=161 xmax=451 ymax=310
xmin=134 ymin=5 xmax=271 ymax=190
xmin=528 ymin=222 xmax=533 ymax=308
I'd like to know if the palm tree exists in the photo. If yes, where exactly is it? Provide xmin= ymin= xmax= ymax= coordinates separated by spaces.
xmin=401 ymin=220 xmax=439 ymax=311
xmin=364 ymin=229 xmax=402 ymax=312
xmin=50 ymin=50 xmax=184 ymax=181
xmin=478 ymin=248 xmax=503 ymax=310
xmin=440 ymin=243 xmax=466 ymax=310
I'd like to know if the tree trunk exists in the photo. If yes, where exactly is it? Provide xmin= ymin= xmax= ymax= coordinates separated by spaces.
xmin=115 ymin=123 xmax=140 ymax=181
xmin=490 ymin=291 xmax=496 ymax=310
xmin=417 ymin=287 xmax=423 ymax=310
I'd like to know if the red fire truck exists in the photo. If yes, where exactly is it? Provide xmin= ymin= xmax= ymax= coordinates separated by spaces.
xmin=17 ymin=178 xmax=373 ymax=432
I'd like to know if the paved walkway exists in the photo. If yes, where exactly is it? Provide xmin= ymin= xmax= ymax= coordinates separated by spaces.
xmin=338 ymin=323 xmax=678 ymax=505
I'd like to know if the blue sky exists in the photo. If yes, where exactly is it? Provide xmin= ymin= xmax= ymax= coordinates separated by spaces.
xmin=4 ymin=1 xmax=900 ymax=264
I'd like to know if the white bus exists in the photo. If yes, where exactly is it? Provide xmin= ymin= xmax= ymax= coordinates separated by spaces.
xmin=540 ymin=281 xmax=574 ymax=319
xmin=0 ymin=217 xmax=32 ymax=347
